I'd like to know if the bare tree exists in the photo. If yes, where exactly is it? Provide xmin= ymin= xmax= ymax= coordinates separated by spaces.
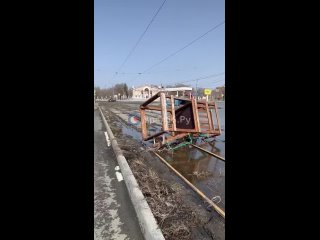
xmin=95 ymin=82 xmax=137 ymax=99
xmin=123 ymin=83 xmax=129 ymax=98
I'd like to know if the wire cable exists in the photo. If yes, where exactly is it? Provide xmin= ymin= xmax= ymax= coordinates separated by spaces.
xmin=116 ymin=0 xmax=167 ymax=74
xmin=142 ymin=20 xmax=225 ymax=73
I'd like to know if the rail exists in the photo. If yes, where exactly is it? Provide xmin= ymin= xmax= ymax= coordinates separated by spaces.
xmin=153 ymin=152 xmax=225 ymax=218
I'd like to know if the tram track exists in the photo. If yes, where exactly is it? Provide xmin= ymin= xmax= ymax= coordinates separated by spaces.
xmin=153 ymin=151 xmax=225 ymax=218
xmin=190 ymin=144 xmax=225 ymax=161
xmin=101 ymin=103 xmax=225 ymax=216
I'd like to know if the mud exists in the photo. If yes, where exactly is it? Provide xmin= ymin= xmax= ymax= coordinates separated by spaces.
xmin=100 ymin=102 xmax=225 ymax=240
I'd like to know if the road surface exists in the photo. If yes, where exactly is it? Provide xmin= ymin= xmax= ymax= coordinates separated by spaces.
xmin=94 ymin=109 xmax=144 ymax=240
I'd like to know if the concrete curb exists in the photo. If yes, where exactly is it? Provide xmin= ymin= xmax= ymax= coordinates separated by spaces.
xmin=98 ymin=107 xmax=165 ymax=240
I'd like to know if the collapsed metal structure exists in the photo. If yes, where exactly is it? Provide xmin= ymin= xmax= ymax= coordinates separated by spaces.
xmin=139 ymin=92 xmax=221 ymax=148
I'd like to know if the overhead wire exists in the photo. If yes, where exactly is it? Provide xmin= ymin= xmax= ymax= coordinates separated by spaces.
xmin=174 ymin=72 xmax=225 ymax=85
xmin=133 ymin=21 xmax=225 ymax=85
xmin=115 ymin=0 xmax=167 ymax=74
xmin=141 ymin=21 xmax=225 ymax=74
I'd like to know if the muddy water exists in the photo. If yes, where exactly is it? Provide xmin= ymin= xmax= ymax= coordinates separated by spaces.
xmin=105 ymin=101 xmax=225 ymax=209
xmin=158 ymin=101 xmax=225 ymax=209
xmin=115 ymin=121 xmax=142 ymax=140
xmin=168 ymin=102 xmax=225 ymax=209
xmin=158 ymin=142 xmax=225 ymax=209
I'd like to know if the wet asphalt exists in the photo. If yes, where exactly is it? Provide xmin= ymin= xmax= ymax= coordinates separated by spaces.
xmin=94 ymin=109 xmax=144 ymax=240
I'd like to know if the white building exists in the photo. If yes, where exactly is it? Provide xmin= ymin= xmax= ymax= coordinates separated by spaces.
xmin=132 ymin=85 xmax=192 ymax=99
xmin=132 ymin=85 xmax=160 ymax=99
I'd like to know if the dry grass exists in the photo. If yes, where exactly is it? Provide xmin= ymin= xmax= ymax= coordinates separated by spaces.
xmin=129 ymin=158 xmax=198 ymax=240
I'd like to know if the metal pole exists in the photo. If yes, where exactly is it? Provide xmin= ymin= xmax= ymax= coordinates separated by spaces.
xmin=191 ymin=144 xmax=225 ymax=161
xmin=153 ymin=152 xmax=225 ymax=218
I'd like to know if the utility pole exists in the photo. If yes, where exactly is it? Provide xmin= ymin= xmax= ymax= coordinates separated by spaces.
xmin=113 ymin=72 xmax=117 ymax=99
xmin=195 ymin=79 xmax=198 ymax=100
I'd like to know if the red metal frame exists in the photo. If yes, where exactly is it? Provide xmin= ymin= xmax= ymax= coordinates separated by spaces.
xmin=139 ymin=92 xmax=221 ymax=146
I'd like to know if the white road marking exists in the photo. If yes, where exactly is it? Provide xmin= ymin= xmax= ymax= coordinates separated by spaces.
xmin=115 ymin=166 xmax=120 ymax=171
xmin=104 ymin=132 xmax=111 ymax=147
xmin=94 ymin=164 xmax=127 ymax=240
xmin=115 ymin=171 xmax=123 ymax=182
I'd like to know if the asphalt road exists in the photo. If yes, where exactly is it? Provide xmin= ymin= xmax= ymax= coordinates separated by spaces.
xmin=94 ymin=109 xmax=144 ymax=240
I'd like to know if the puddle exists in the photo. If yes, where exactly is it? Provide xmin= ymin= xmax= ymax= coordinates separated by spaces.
xmin=108 ymin=102 xmax=225 ymax=209
xmin=195 ymin=139 xmax=225 ymax=158
xmin=114 ymin=122 xmax=142 ymax=140
xmin=122 ymin=126 xmax=142 ymax=140
xmin=159 ymin=142 xmax=225 ymax=209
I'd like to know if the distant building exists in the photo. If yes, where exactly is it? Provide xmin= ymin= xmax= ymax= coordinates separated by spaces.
xmin=132 ymin=85 xmax=192 ymax=99
xmin=211 ymin=86 xmax=225 ymax=100
xmin=132 ymin=85 xmax=160 ymax=99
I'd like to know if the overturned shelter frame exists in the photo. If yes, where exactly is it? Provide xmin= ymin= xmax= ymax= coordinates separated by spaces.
xmin=139 ymin=92 xmax=221 ymax=146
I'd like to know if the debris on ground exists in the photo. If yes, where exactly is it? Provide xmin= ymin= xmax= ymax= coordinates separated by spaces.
xmin=128 ymin=158 xmax=197 ymax=240
xmin=100 ymin=103 xmax=225 ymax=240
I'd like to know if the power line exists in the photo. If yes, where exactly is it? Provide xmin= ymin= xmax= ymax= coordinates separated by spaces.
xmin=116 ymin=0 xmax=167 ymax=74
xmin=194 ymin=78 xmax=224 ymax=97
xmin=113 ymin=67 xmax=183 ymax=75
xmin=194 ymin=79 xmax=224 ymax=94
xmin=162 ymin=72 xmax=224 ymax=86
xmin=200 ymin=79 xmax=225 ymax=88
xmin=141 ymin=21 xmax=225 ymax=73
xmin=178 ymin=72 xmax=225 ymax=84
xmin=211 ymin=78 xmax=224 ymax=82
xmin=209 ymin=79 xmax=225 ymax=85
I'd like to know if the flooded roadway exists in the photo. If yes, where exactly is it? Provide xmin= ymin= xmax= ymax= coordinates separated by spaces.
xmin=101 ymin=101 xmax=225 ymax=211
xmin=158 ymin=142 xmax=225 ymax=209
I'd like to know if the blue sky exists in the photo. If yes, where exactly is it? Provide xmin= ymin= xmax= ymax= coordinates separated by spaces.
xmin=94 ymin=0 xmax=224 ymax=89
